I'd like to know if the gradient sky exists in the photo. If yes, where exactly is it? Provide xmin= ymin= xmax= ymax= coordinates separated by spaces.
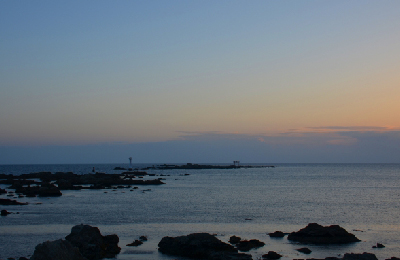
xmin=1 ymin=1 xmax=400 ymax=164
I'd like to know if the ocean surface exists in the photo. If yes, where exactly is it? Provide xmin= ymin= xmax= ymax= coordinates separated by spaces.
xmin=1 ymin=163 xmax=399 ymax=260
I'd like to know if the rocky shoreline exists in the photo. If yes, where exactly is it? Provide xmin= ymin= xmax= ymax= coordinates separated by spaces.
xmin=4 ymin=223 xmax=399 ymax=260
xmin=0 ymin=171 xmax=165 ymax=201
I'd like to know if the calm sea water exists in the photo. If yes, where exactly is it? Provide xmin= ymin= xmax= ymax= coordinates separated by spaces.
xmin=1 ymin=163 xmax=399 ymax=260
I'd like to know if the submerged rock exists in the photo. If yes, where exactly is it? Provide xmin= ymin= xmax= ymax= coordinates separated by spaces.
xmin=158 ymin=233 xmax=252 ymax=260
xmin=287 ymin=223 xmax=360 ymax=244
xmin=65 ymin=224 xmax=120 ymax=260
xmin=30 ymin=239 xmax=87 ymax=260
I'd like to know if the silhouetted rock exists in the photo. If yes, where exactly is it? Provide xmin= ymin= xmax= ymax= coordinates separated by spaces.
xmin=158 ymin=233 xmax=252 ymax=260
xmin=385 ymin=257 xmax=400 ymax=260
xmin=126 ymin=240 xmax=143 ymax=246
xmin=139 ymin=235 xmax=147 ymax=241
xmin=30 ymin=239 xmax=87 ymax=260
xmin=268 ymin=231 xmax=285 ymax=238
xmin=262 ymin=251 xmax=282 ymax=259
xmin=65 ymin=224 xmax=120 ymax=260
xmin=0 ymin=188 xmax=6 ymax=194
xmin=0 ymin=198 xmax=28 ymax=205
xmin=287 ymin=223 xmax=360 ymax=244
xmin=372 ymin=243 xmax=385 ymax=248
xmin=1 ymin=209 xmax=11 ymax=216
xmin=235 ymin=239 xmax=265 ymax=252
xmin=342 ymin=253 xmax=378 ymax=260
xmin=229 ymin=235 xmax=242 ymax=244
xmin=297 ymin=247 xmax=312 ymax=254
xmin=14 ymin=183 xmax=62 ymax=197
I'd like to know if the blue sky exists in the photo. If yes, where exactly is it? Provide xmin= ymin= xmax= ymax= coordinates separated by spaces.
xmin=1 ymin=1 xmax=400 ymax=164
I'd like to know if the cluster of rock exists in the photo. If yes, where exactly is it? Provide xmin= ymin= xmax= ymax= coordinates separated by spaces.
xmin=0 ymin=171 xmax=165 ymax=198
xmin=158 ymin=233 xmax=253 ymax=260
xmin=228 ymin=235 xmax=265 ymax=251
xmin=4 ymin=222 xmax=399 ymax=260
xmin=30 ymin=224 xmax=120 ymax=260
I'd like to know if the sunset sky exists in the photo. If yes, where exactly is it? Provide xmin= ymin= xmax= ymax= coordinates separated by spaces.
xmin=1 ymin=1 xmax=400 ymax=164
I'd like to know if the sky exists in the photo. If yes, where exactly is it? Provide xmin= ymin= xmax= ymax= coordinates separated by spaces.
xmin=1 ymin=1 xmax=400 ymax=164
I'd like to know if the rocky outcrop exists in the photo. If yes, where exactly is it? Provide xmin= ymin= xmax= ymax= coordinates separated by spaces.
xmin=268 ymin=231 xmax=285 ymax=238
xmin=229 ymin=235 xmax=242 ymax=244
xmin=287 ymin=223 xmax=360 ymax=244
xmin=262 ymin=251 xmax=282 ymax=259
xmin=0 ymin=198 xmax=28 ymax=205
xmin=235 ymin=239 xmax=265 ymax=252
xmin=372 ymin=243 xmax=385 ymax=248
xmin=65 ymin=224 xmax=120 ymax=260
xmin=342 ymin=253 xmax=378 ymax=260
xmin=126 ymin=240 xmax=143 ymax=246
xmin=297 ymin=247 xmax=312 ymax=254
xmin=30 ymin=239 xmax=87 ymax=260
xmin=15 ymin=183 xmax=62 ymax=197
xmin=158 ymin=233 xmax=252 ymax=260
xmin=1 ymin=209 xmax=12 ymax=216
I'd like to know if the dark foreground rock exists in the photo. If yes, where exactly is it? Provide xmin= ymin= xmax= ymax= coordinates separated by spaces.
xmin=262 ymin=251 xmax=282 ymax=259
xmin=158 ymin=233 xmax=252 ymax=260
xmin=30 ymin=239 xmax=87 ymax=260
xmin=236 ymin=239 xmax=265 ymax=252
xmin=287 ymin=223 xmax=360 ymax=244
xmin=342 ymin=253 xmax=378 ymax=260
xmin=65 ymin=224 xmax=120 ymax=260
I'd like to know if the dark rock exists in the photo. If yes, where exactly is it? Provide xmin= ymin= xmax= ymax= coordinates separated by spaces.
xmin=385 ymin=258 xmax=400 ymax=260
xmin=342 ymin=253 xmax=378 ymax=260
xmin=268 ymin=231 xmax=285 ymax=238
xmin=372 ymin=243 xmax=385 ymax=248
xmin=38 ymin=183 xmax=62 ymax=197
xmin=236 ymin=239 xmax=265 ymax=252
xmin=229 ymin=235 xmax=242 ymax=244
xmin=139 ymin=235 xmax=148 ymax=241
xmin=65 ymin=224 xmax=120 ymax=260
xmin=262 ymin=251 xmax=282 ymax=259
xmin=0 ymin=198 xmax=28 ymax=205
xmin=297 ymin=247 xmax=312 ymax=254
xmin=1 ymin=209 xmax=11 ymax=216
xmin=126 ymin=240 xmax=143 ymax=246
xmin=158 ymin=233 xmax=252 ymax=260
xmin=30 ymin=239 xmax=87 ymax=260
xmin=15 ymin=183 xmax=62 ymax=197
xmin=0 ymin=188 xmax=7 ymax=194
xmin=18 ymin=257 xmax=29 ymax=260
xmin=287 ymin=223 xmax=360 ymax=244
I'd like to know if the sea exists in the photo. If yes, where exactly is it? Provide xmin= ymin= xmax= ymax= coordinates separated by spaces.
xmin=1 ymin=163 xmax=399 ymax=260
